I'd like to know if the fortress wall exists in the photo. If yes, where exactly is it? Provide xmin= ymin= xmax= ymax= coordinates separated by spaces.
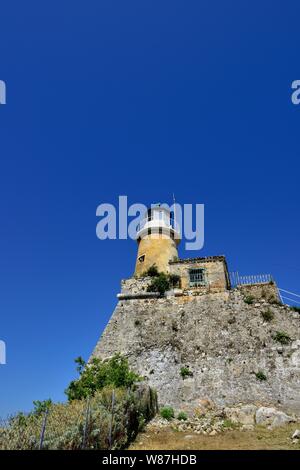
xmin=92 ymin=289 xmax=300 ymax=414
xmin=121 ymin=277 xmax=152 ymax=295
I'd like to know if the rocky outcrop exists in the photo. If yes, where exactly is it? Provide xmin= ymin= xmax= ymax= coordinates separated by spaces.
xmin=255 ymin=407 xmax=296 ymax=428
xmin=145 ymin=403 xmax=298 ymax=435
xmin=292 ymin=429 xmax=300 ymax=439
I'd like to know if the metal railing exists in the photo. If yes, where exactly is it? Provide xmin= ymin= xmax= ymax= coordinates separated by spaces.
xmin=230 ymin=272 xmax=273 ymax=288
xmin=278 ymin=288 xmax=300 ymax=306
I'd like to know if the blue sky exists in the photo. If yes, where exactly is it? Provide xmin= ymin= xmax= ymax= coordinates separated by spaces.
xmin=0 ymin=1 xmax=299 ymax=416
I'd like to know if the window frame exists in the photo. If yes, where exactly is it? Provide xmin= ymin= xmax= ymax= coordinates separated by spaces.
xmin=189 ymin=268 xmax=207 ymax=287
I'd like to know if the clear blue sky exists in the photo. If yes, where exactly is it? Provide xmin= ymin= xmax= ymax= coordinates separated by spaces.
xmin=0 ymin=1 xmax=299 ymax=416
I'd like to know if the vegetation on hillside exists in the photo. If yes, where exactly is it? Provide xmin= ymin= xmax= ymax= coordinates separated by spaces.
xmin=261 ymin=309 xmax=274 ymax=322
xmin=273 ymin=331 xmax=292 ymax=345
xmin=160 ymin=406 xmax=174 ymax=421
xmin=180 ymin=366 xmax=193 ymax=379
xmin=65 ymin=354 xmax=141 ymax=401
xmin=0 ymin=354 xmax=157 ymax=450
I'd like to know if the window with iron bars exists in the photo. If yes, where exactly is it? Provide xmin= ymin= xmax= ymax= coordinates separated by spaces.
xmin=189 ymin=268 xmax=207 ymax=287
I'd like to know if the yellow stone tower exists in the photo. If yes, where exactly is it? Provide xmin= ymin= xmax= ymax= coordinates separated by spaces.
xmin=134 ymin=205 xmax=181 ymax=276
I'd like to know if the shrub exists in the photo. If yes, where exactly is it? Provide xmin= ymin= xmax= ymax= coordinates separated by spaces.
xmin=143 ymin=264 xmax=159 ymax=277
xmin=180 ymin=367 xmax=193 ymax=379
xmin=273 ymin=331 xmax=292 ymax=345
xmin=244 ymin=295 xmax=255 ymax=305
xmin=222 ymin=418 xmax=236 ymax=429
xmin=255 ymin=370 xmax=267 ymax=381
xmin=134 ymin=319 xmax=140 ymax=327
xmin=33 ymin=399 xmax=52 ymax=415
xmin=269 ymin=296 xmax=281 ymax=305
xmin=177 ymin=411 xmax=187 ymax=421
xmin=65 ymin=354 xmax=141 ymax=401
xmin=0 ymin=386 xmax=157 ymax=450
xmin=160 ymin=406 xmax=174 ymax=421
xmin=147 ymin=273 xmax=171 ymax=296
xmin=261 ymin=309 xmax=274 ymax=322
xmin=169 ymin=274 xmax=181 ymax=288
xmin=291 ymin=306 xmax=300 ymax=313
xmin=145 ymin=269 xmax=181 ymax=296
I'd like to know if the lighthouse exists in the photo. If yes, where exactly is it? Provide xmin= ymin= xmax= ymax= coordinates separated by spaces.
xmin=134 ymin=205 xmax=181 ymax=277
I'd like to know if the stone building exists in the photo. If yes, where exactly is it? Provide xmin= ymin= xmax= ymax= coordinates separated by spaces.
xmin=92 ymin=205 xmax=300 ymax=414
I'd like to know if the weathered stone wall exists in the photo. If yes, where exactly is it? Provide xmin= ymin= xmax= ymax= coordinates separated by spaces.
xmin=238 ymin=283 xmax=280 ymax=303
xmin=92 ymin=287 xmax=300 ymax=415
xmin=169 ymin=257 xmax=228 ymax=292
xmin=121 ymin=277 xmax=152 ymax=295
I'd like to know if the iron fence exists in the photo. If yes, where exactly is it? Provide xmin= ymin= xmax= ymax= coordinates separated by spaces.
xmin=230 ymin=272 xmax=273 ymax=288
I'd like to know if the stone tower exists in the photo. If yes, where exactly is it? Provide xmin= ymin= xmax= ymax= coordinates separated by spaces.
xmin=134 ymin=205 xmax=180 ymax=277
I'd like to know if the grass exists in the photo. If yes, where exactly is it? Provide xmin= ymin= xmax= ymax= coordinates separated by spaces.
xmin=255 ymin=370 xmax=267 ymax=381
xmin=180 ymin=367 xmax=193 ymax=379
xmin=0 ymin=386 xmax=157 ymax=450
xmin=261 ymin=309 xmax=274 ymax=322
xmin=269 ymin=297 xmax=282 ymax=306
xmin=222 ymin=418 xmax=238 ymax=429
xmin=273 ymin=331 xmax=292 ymax=345
xmin=129 ymin=423 xmax=300 ymax=450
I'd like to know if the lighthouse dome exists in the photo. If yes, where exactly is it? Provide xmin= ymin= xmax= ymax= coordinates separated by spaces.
xmin=136 ymin=205 xmax=180 ymax=242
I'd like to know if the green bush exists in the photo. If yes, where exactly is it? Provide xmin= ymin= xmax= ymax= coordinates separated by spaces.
xmin=147 ymin=273 xmax=171 ymax=296
xmin=143 ymin=264 xmax=159 ymax=277
xmin=160 ymin=406 xmax=174 ymax=421
xmin=169 ymin=274 xmax=181 ymax=288
xmin=145 ymin=269 xmax=181 ymax=296
xmin=255 ymin=370 xmax=267 ymax=381
xmin=273 ymin=331 xmax=291 ymax=345
xmin=244 ymin=295 xmax=255 ymax=305
xmin=222 ymin=418 xmax=237 ymax=429
xmin=65 ymin=354 xmax=141 ymax=401
xmin=261 ymin=309 xmax=274 ymax=322
xmin=180 ymin=367 xmax=193 ymax=379
xmin=177 ymin=411 xmax=187 ymax=421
